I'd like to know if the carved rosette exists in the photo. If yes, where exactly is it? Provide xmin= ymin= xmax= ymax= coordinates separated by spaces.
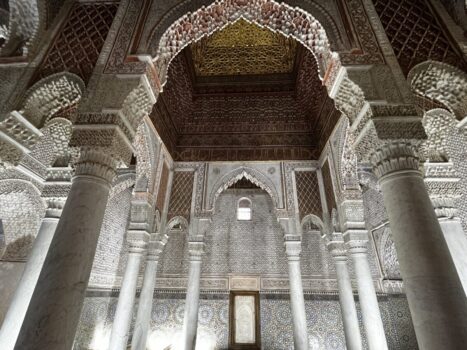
xmin=370 ymin=142 xmax=420 ymax=179
xmin=74 ymin=148 xmax=118 ymax=184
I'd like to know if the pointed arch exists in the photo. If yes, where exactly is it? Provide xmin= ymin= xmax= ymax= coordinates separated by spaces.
xmin=208 ymin=166 xmax=279 ymax=210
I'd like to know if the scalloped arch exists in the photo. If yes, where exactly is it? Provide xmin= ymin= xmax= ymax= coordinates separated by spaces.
xmin=208 ymin=166 xmax=280 ymax=210
xmin=152 ymin=0 xmax=335 ymax=87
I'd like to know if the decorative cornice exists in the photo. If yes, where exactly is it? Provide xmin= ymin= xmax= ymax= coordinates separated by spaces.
xmin=370 ymin=142 xmax=420 ymax=179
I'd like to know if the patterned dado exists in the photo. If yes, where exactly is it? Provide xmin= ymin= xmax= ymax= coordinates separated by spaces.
xmin=74 ymin=293 xmax=417 ymax=349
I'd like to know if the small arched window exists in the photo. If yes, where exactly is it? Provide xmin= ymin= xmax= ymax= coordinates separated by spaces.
xmin=237 ymin=198 xmax=252 ymax=221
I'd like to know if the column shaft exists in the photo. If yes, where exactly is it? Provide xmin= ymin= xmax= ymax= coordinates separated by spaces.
xmin=334 ymin=258 xmax=362 ymax=350
xmin=108 ymin=251 xmax=145 ymax=350
xmin=287 ymin=259 xmax=309 ymax=350
xmin=182 ymin=258 xmax=202 ymax=350
xmin=285 ymin=239 xmax=308 ymax=350
xmin=14 ymin=150 xmax=116 ymax=350
xmin=131 ymin=258 xmax=158 ymax=350
xmin=378 ymin=168 xmax=467 ymax=348
xmin=0 ymin=204 xmax=62 ymax=350
xmin=439 ymin=219 xmax=467 ymax=295
xmin=348 ymin=245 xmax=387 ymax=350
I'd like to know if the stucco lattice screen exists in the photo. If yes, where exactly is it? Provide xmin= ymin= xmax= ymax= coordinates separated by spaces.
xmin=321 ymin=161 xmax=337 ymax=214
xmin=373 ymin=0 xmax=465 ymax=75
xmin=35 ymin=2 xmax=119 ymax=84
xmin=295 ymin=171 xmax=322 ymax=221
xmin=167 ymin=171 xmax=194 ymax=221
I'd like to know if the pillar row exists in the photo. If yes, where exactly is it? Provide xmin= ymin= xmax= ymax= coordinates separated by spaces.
xmin=131 ymin=236 xmax=167 ymax=350
xmin=327 ymin=239 xmax=362 ymax=350
xmin=345 ymin=230 xmax=388 ymax=350
xmin=108 ymin=231 xmax=149 ymax=350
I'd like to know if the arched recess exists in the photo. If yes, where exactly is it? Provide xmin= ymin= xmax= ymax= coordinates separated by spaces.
xmin=19 ymin=72 xmax=85 ymax=128
xmin=408 ymin=60 xmax=467 ymax=120
xmin=301 ymin=214 xmax=326 ymax=234
xmin=166 ymin=215 xmax=189 ymax=234
xmin=123 ymin=0 xmax=374 ymax=165
xmin=0 ymin=179 xmax=45 ymax=260
xmin=208 ymin=167 xmax=280 ymax=210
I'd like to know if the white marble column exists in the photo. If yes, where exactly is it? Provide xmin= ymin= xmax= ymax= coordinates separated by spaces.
xmin=108 ymin=232 xmax=149 ymax=350
xmin=0 ymin=199 xmax=64 ymax=350
xmin=285 ymin=238 xmax=309 ymax=350
xmin=345 ymin=230 xmax=388 ymax=350
xmin=182 ymin=239 xmax=205 ymax=350
xmin=432 ymin=200 xmax=467 ymax=295
xmin=14 ymin=149 xmax=118 ymax=350
xmin=371 ymin=142 xmax=467 ymax=349
xmin=327 ymin=240 xmax=362 ymax=350
xmin=131 ymin=237 xmax=166 ymax=350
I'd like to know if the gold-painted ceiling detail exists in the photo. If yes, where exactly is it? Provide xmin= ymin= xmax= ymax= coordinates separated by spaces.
xmin=190 ymin=19 xmax=297 ymax=76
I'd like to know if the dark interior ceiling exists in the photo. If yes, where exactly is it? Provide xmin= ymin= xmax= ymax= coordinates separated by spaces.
xmin=150 ymin=20 xmax=341 ymax=162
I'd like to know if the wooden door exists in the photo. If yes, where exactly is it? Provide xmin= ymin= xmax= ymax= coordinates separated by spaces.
xmin=229 ymin=291 xmax=261 ymax=349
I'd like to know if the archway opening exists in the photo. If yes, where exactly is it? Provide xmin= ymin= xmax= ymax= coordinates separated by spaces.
xmin=149 ymin=18 xmax=341 ymax=162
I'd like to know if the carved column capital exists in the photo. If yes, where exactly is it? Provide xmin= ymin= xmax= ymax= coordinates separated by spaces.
xmin=370 ymin=142 xmax=420 ymax=179
xmin=284 ymin=236 xmax=302 ymax=260
xmin=327 ymin=240 xmax=348 ymax=262
xmin=344 ymin=229 xmax=369 ymax=255
xmin=432 ymin=197 xmax=459 ymax=219
xmin=146 ymin=239 xmax=165 ymax=262
xmin=188 ymin=238 xmax=205 ymax=261
xmin=127 ymin=230 xmax=150 ymax=255
xmin=44 ymin=198 xmax=66 ymax=219
xmin=74 ymin=148 xmax=118 ymax=183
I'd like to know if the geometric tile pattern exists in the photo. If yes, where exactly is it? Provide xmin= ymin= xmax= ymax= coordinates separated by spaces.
xmin=373 ymin=0 xmax=466 ymax=75
xmin=36 ymin=2 xmax=119 ymax=84
xmin=295 ymin=171 xmax=322 ymax=221
xmin=167 ymin=171 xmax=194 ymax=221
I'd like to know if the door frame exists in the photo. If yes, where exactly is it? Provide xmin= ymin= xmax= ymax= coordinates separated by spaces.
xmin=229 ymin=291 xmax=261 ymax=350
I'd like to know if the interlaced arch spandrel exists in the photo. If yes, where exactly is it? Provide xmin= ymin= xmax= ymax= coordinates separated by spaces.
xmin=208 ymin=167 xmax=280 ymax=210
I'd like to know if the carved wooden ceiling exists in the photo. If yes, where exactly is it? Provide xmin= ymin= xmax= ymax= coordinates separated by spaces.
xmin=150 ymin=21 xmax=341 ymax=162
xmin=190 ymin=19 xmax=297 ymax=77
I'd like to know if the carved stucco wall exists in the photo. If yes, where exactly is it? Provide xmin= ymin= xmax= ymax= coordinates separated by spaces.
xmin=88 ymin=182 xmax=133 ymax=288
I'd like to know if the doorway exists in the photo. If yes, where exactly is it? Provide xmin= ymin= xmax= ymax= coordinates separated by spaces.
xmin=229 ymin=291 xmax=261 ymax=349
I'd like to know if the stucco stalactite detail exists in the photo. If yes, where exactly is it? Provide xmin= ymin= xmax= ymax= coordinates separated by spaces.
xmin=408 ymin=61 xmax=467 ymax=120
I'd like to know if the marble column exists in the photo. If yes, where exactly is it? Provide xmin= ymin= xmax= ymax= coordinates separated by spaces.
xmin=108 ymin=232 xmax=149 ymax=350
xmin=14 ymin=149 xmax=117 ymax=350
xmin=345 ymin=230 xmax=387 ymax=350
xmin=0 ymin=199 xmax=64 ymax=350
xmin=131 ymin=237 xmax=166 ymax=350
xmin=285 ymin=237 xmax=309 ymax=350
xmin=327 ymin=240 xmax=362 ymax=350
xmin=182 ymin=239 xmax=205 ymax=350
xmin=371 ymin=142 xmax=467 ymax=349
